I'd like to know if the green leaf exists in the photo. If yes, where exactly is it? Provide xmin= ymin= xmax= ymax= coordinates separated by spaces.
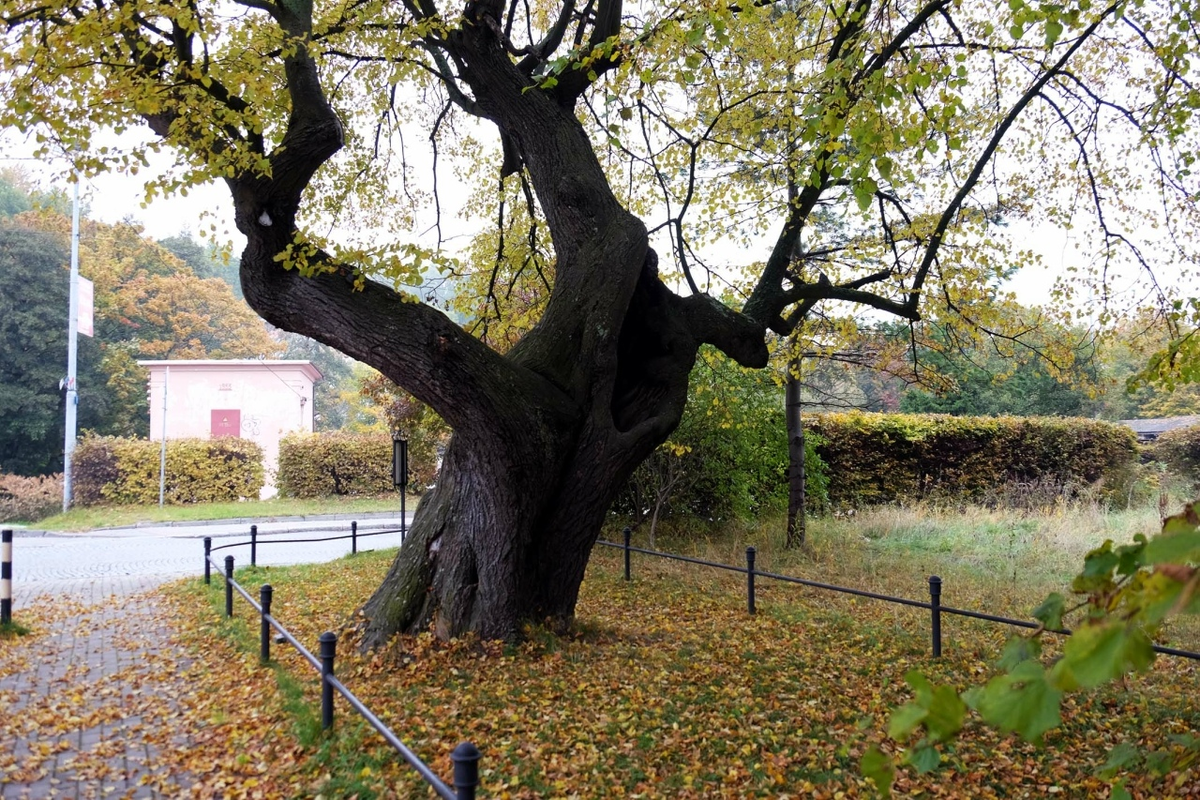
xmin=876 ymin=155 xmax=894 ymax=182
xmin=972 ymin=660 xmax=1062 ymax=744
xmin=860 ymin=745 xmax=894 ymax=798
xmin=1044 ymin=18 xmax=1064 ymax=46
xmin=892 ymin=672 xmax=964 ymax=742
xmin=1072 ymin=542 xmax=1119 ymax=593
xmin=1052 ymin=623 xmax=1155 ymax=690
xmin=1144 ymin=749 xmax=1173 ymax=776
xmin=1110 ymin=781 xmax=1132 ymax=800
xmin=853 ymin=177 xmax=878 ymax=212
xmin=1032 ymin=593 xmax=1066 ymax=630
xmin=1095 ymin=742 xmax=1140 ymax=779
xmin=907 ymin=744 xmax=940 ymax=774
xmin=997 ymin=635 xmax=1042 ymax=670
xmin=1143 ymin=521 xmax=1200 ymax=565
xmin=618 ymin=107 xmax=633 ymax=121
xmin=924 ymin=685 xmax=966 ymax=742
xmin=888 ymin=702 xmax=927 ymax=740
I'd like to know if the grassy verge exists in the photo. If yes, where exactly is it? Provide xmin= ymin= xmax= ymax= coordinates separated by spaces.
xmin=21 ymin=494 xmax=414 ymax=532
xmin=165 ymin=504 xmax=1200 ymax=799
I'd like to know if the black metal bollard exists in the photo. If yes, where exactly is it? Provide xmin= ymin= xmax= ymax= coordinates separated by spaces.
xmin=351 ymin=521 xmax=358 ymax=555
xmin=623 ymin=526 xmax=632 ymax=581
xmin=746 ymin=546 xmax=757 ymax=615
xmin=203 ymin=536 xmax=212 ymax=585
xmin=250 ymin=524 xmax=258 ymax=567
xmin=451 ymin=741 xmax=481 ymax=800
xmin=260 ymin=584 xmax=273 ymax=663
xmin=224 ymin=555 xmax=235 ymax=618
xmin=1 ymin=529 xmax=12 ymax=625
xmin=928 ymin=575 xmax=942 ymax=658
xmin=319 ymin=631 xmax=337 ymax=729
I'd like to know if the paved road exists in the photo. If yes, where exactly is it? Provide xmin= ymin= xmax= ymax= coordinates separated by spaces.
xmin=4 ymin=515 xmax=411 ymax=605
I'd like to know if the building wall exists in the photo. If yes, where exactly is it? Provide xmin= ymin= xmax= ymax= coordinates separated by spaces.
xmin=140 ymin=360 xmax=321 ymax=498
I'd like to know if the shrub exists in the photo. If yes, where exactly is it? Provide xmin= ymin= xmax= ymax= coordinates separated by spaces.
xmin=71 ymin=435 xmax=264 ymax=505
xmin=617 ymin=351 xmax=829 ymax=526
xmin=1153 ymin=423 xmax=1200 ymax=489
xmin=806 ymin=412 xmax=1138 ymax=509
xmin=276 ymin=432 xmax=396 ymax=497
xmin=71 ymin=435 xmax=120 ymax=506
xmin=0 ymin=472 xmax=63 ymax=522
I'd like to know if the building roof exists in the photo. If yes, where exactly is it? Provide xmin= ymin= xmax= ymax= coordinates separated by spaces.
xmin=137 ymin=359 xmax=323 ymax=381
xmin=1118 ymin=415 xmax=1200 ymax=438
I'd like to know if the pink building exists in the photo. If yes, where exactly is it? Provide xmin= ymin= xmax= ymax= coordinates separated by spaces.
xmin=139 ymin=360 xmax=323 ymax=497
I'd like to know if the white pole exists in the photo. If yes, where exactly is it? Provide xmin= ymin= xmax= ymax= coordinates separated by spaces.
xmin=62 ymin=173 xmax=81 ymax=513
xmin=159 ymin=366 xmax=169 ymax=507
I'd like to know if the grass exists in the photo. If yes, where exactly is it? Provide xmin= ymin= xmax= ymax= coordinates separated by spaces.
xmin=0 ymin=620 xmax=30 ymax=638
xmin=20 ymin=494 xmax=415 ymax=532
xmin=161 ymin=497 xmax=1200 ymax=799
xmin=639 ymin=499 xmax=1175 ymax=624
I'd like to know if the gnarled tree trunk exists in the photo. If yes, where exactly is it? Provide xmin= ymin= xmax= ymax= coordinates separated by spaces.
xmin=219 ymin=6 xmax=768 ymax=644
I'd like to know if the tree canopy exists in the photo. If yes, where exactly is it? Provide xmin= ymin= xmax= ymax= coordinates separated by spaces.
xmin=3 ymin=0 xmax=1196 ymax=641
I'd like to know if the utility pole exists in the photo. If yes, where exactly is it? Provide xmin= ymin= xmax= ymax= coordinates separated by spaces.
xmin=62 ymin=172 xmax=81 ymax=513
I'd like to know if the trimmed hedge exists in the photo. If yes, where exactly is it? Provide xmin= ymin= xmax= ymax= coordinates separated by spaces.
xmin=805 ymin=412 xmax=1138 ymax=508
xmin=0 ymin=472 xmax=63 ymax=522
xmin=1154 ymin=423 xmax=1200 ymax=488
xmin=72 ymin=435 xmax=264 ymax=505
xmin=276 ymin=432 xmax=395 ymax=497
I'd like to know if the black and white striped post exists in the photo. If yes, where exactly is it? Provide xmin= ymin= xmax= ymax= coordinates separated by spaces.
xmin=1 ymin=529 xmax=11 ymax=625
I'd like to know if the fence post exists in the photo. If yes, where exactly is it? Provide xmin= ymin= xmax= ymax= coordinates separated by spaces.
xmin=250 ymin=524 xmax=258 ymax=567
xmin=451 ymin=741 xmax=481 ymax=800
xmin=623 ymin=526 xmax=632 ymax=582
xmin=320 ymin=631 xmax=337 ymax=729
xmin=224 ymin=555 xmax=235 ymax=618
xmin=928 ymin=575 xmax=942 ymax=658
xmin=1 ymin=529 xmax=11 ymax=626
xmin=260 ymin=584 xmax=273 ymax=664
xmin=351 ymin=521 xmax=358 ymax=555
xmin=746 ymin=546 xmax=757 ymax=615
xmin=203 ymin=536 xmax=212 ymax=585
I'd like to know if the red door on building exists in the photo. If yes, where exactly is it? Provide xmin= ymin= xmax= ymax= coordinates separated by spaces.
xmin=211 ymin=409 xmax=241 ymax=438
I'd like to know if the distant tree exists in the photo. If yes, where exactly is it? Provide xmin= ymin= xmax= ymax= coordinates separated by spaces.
xmin=900 ymin=323 xmax=1102 ymax=418
xmin=277 ymin=330 xmax=356 ymax=430
xmin=0 ymin=172 xmax=31 ymax=217
xmin=158 ymin=232 xmax=242 ymax=298
xmin=0 ymin=224 xmax=111 ymax=475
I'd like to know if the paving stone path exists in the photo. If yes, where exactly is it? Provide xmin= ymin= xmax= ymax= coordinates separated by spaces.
xmin=0 ymin=518 xmax=408 ymax=799
xmin=0 ymin=576 xmax=195 ymax=799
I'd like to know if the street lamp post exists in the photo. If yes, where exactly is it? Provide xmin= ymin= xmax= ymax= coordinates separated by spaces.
xmin=61 ymin=173 xmax=81 ymax=513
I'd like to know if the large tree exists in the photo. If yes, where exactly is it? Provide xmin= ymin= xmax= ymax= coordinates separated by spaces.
xmin=3 ymin=0 xmax=1196 ymax=643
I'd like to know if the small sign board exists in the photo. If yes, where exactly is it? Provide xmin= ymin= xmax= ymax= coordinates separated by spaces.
xmin=78 ymin=276 xmax=94 ymax=337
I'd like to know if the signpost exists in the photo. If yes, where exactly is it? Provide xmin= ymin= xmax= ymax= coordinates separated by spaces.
xmin=393 ymin=436 xmax=408 ymax=542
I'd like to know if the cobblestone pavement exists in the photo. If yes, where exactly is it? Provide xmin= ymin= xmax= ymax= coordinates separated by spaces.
xmin=0 ymin=518 xmax=409 ymax=799
xmin=0 ymin=581 xmax=194 ymax=799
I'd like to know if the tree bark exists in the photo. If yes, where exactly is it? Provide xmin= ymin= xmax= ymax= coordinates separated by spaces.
xmin=785 ymin=356 xmax=807 ymax=549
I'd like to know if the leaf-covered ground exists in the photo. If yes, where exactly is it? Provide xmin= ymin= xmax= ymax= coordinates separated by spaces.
xmin=162 ymin=547 xmax=1200 ymax=798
